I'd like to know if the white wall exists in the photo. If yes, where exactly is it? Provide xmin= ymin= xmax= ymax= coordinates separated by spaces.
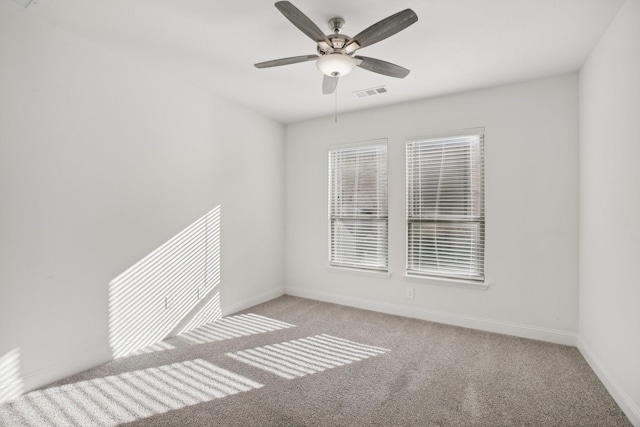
xmin=285 ymin=74 xmax=579 ymax=344
xmin=578 ymin=0 xmax=640 ymax=424
xmin=0 ymin=2 xmax=284 ymax=396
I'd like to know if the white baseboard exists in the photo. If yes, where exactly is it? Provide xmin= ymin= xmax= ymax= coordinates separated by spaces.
xmin=19 ymin=348 xmax=113 ymax=396
xmin=577 ymin=336 xmax=640 ymax=426
xmin=285 ymin=286 xmax=577 ymax=346
xmin=222 ymin=286 xmax=285 ymax=316
xmin=5 ymin=286 xmax=285 ymax=401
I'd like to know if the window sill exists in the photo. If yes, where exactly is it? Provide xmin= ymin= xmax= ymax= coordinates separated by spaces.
xmin=404 ymin=273 xmax=489 ymax=290
xmin=327 ymin=265 xmax=391 ymax=279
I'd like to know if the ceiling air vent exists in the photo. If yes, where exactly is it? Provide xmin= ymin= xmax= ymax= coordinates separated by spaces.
xmin=353 ymin=86 xmax=387 ymax=98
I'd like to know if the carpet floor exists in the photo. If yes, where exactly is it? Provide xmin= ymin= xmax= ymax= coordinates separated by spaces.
xmin=0 ymin=295 xmax=631 ymax=426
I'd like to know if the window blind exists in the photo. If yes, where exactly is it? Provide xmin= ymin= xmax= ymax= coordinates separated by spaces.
xmin=329 ymin=143 xmax=388 ymax=271
xmin=406 ymin=133 xmax=484 ymax=280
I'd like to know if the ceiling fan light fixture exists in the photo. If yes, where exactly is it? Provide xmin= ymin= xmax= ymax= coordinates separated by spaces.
xmin=317 ymin=54 xmax=357 ymax=77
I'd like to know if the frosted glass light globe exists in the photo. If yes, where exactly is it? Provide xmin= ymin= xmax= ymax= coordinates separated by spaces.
xmin=316 ymin=54 xmax=357 ymax=77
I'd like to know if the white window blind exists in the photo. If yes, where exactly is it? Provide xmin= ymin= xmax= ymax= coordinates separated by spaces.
xmin=329 ymin=143 xmax=388 ymax=271
xmin=406 ymin=132 xmax=484 ymax=281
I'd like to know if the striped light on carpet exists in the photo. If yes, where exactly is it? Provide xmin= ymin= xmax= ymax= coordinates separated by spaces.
xmin=179 ymin=314 xmax=295 ymax=345
xmin=0 ymin=359 xmax=262 ymax=427
xmin=226 ymin=334 xmax=390 ymax=380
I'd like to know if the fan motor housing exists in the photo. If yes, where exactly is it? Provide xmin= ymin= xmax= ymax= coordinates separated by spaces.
xmin=315 ymin=17 xmax=353 ymax=56
xmin=317 ymin=34 xmax=352 ymax=56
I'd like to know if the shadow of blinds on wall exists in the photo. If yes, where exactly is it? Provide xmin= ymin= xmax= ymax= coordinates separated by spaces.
xmin=329 ymin=141 xmax=388 ymax=272
xmin=108 ymin=206 xmax=222 ymax=358
xmin=0 ymin=348 xmax=23 ymax=404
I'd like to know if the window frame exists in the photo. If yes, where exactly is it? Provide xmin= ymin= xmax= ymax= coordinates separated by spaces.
xmin=328 ymin=139 xmax=388 ymax=273
xmin=405 ymin=129 xmax=485 ymax=282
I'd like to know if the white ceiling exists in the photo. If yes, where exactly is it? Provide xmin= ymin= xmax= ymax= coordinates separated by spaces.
xmin=25 ymin=0 xmax=623 ymax=124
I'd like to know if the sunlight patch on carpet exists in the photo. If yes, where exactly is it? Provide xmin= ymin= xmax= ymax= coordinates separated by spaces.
xmin=226 ymin=334 xmax=390 ymax=379
xmin=0 ymin=359 xmax=261 ymax=427
xmin=179 ymin=313 xmax=295 ymax=345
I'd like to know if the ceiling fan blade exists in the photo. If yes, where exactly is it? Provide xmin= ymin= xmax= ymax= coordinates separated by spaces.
xmin=275 ymin=1 xmax=332 ymax=46
xmin=355 ymin=56 xmax=410 ymax=78
xmin=322 ymin=75 xmax=338 ymax=94
xmin=254 ymin=55 xmax=318 ymax=68
xmin=345 ymin=9 xmax=417 ymax=51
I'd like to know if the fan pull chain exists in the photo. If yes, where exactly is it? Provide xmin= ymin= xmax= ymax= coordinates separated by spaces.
xmin=334 ymin=82 xmax=338 ymax=124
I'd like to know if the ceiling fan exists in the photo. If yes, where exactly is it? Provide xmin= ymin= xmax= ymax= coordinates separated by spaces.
xmin=255 ymin=1 xmax=418 ymax=95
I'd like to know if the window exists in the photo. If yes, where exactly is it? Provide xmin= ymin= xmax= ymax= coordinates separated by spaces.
xmin=329 ymin=142 xmax=388 ymax=271
xmin=406 ymin=131 xmax=485 ymax=281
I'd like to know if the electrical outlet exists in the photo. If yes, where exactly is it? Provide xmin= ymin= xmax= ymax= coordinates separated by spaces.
xmin=406 ymin=287 xmax=414 ymax=299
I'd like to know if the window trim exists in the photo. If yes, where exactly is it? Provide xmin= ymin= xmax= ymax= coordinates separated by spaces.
xmin=328 ymin=139 xmax=389 ymax=273
xmin=404 ymin=273 xmax=488 ymax=289
xmin=405 ymin=128 xmax=485 ymax=282
xmin=328 ymin=265 xmax=392 ymax=279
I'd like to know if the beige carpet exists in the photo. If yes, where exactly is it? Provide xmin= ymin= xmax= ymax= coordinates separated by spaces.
xmin=0 ymin=296 xmax=631 ymax=426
